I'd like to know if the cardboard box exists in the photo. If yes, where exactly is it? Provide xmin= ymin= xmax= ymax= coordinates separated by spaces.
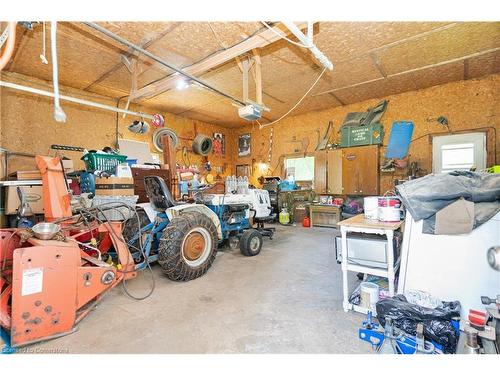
xmin=62 ymin=159 xmax=74 ymax=173
xmin=5 ymin=185 xmax=45 ymax=214
xmin=0 ymin=208 xmax=7 ymax=227
xmin=0 ymin=157 xmax=5 ymax=181
xmin=8 ymin=170 xmax=42 ymax=180
xmin=95 ymin=177 xmax=134 ymax=196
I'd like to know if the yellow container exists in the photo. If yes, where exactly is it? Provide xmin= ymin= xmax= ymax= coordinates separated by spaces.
xmin=279 ymin=208 xmax=290 ymax=225
xmin=489 ymin=165 xmax=500 ymax=174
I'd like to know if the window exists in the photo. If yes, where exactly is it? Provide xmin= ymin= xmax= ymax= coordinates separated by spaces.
xmin=432 ymin=133 xmax=486 ymax=173
xmin=285 ymin=156 xmax=315 ymax=181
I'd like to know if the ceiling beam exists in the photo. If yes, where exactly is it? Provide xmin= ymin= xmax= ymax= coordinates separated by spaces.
xmin=5 ymin=26 xmax=28 ymax=71
xmin=313 ymin=47 xmax=500 ymax=97
xmin=82 ymin=23 xmax=180 ymax=91
xmin=329 ymin=92 xmax=345 ymax=106
xmin=129 ymin=22 xmax=309 ymax=101
xmin=370 ymin=52 xmax=387 ymax=78
xmin=463 ymin=59 xmax=470 ymax=80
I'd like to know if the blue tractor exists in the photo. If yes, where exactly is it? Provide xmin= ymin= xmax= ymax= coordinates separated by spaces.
xmin=122 ymin=176 xmax=268 ymax=281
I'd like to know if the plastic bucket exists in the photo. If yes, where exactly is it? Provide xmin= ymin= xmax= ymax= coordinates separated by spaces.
xmin=360 ymin=282 xmax=380 ymax=310
xmin=364 ymin=197 xmax=379 ymax=220
xmin=378 ymin=196 xmax=401 ymax=222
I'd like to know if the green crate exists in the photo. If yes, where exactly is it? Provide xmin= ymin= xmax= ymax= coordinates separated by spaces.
xmin=340 ymin=123 xmax=384 ymax=148
xmin=81 ymin=153 xmax=127 ymax=172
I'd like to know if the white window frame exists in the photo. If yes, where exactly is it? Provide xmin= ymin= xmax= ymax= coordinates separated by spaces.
xmin=284 ymin=156 xmax=315 ymax=181
xmin=432 ymin=132 xmax=486 ymax=174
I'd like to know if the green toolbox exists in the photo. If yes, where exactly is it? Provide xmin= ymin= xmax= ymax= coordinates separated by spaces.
xmin=340 ymin=123 xmax=384 ymax=148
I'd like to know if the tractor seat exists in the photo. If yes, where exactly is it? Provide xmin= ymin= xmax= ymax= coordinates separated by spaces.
xmin=144 ymin=175 xmax=178 ymax=211
xmin=252 ymin=210 xmax=276 ymax=239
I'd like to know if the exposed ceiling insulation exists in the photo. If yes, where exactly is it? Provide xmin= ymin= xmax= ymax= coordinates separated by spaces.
xmin=3 ymin=21 xmax=499 ymax=128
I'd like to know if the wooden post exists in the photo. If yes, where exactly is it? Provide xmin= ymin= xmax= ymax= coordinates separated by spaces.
xmin=242 ymin=58 xmax=250 ymax=103
xmin=122 ymin=56 xmax=138 ymax=119
xmin=161 ymin=135 xmax=177 ymax=198
xmin=253 ymin=50 xmax=262 ymax=105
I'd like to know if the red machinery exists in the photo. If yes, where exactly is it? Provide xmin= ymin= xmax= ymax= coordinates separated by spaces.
xmin=0 ymin=156 xmax=137 ymax=347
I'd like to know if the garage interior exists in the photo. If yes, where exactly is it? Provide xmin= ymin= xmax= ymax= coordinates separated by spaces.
xmin=0 ymin=19 xmax=499 ymax=356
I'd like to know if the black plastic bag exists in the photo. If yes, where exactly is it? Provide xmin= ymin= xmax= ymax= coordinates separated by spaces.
xmin=376 ymin=295 xmax=461 ymax=354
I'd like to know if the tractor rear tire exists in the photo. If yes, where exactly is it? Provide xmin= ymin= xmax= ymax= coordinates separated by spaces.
xmin=240 ymin=229 xmax=263 ymax=257
xmin=122 ymin=207 xmax=151 ymax=253
xmin=158 ymin=212 xmax=218 ymax=281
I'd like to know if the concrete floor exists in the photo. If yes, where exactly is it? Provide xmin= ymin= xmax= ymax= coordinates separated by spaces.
xmin=3 ymin=225 xmax=372 ymax=354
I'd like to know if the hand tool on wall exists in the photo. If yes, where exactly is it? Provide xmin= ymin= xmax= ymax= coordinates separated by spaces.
xmin=316 ymin=121 xmax=334 ymax=151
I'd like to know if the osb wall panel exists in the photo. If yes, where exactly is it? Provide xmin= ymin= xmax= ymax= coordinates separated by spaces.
xmin=232 ymin=74 xmax=499 ymax=193
xmin=0 ymin=72 xmax=235 ymax=177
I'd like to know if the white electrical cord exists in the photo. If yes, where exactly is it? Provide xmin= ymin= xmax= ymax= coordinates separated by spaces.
xmin=261 ymin=21 xmax=312 ymax=48
xmin=50 ymin=21 xmax=67 ymax=122
xmin=40 ymin=22 xmax=48 ymax=64
xmin=257 ymin=67 xmax=326 ymax=129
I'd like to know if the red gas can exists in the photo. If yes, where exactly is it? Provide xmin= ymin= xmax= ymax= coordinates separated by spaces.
xmin=303 ymin=217 xmax=311 ymax=227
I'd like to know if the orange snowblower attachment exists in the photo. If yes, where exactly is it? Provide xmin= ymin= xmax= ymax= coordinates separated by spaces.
xmin=0 ymin=155 xmax=137 ymax=347
xmin=35 ymin=155 xmax=72 ymax=221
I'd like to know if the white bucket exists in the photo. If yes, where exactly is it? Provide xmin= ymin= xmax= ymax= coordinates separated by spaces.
xmin=378 ymin=196 xmax=401 ymax=222
xmin=364 ymin=197 xmax=379 ymax=220
xmin=360 ymin=282 xmax=380 ymax=311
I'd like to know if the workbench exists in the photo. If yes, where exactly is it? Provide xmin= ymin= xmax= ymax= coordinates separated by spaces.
xmin=338 ymin=214 xmax=403 ymax=315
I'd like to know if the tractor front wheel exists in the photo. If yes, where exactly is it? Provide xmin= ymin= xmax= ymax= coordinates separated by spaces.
xmin=240 ymin=229 xmax=263 ymax=257
xmin=158 ymin=212 xmax=218 ymax=281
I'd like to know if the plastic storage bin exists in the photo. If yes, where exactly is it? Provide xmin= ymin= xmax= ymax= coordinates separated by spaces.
xmin=81 ymin=153 xmax=127 ymax=172
xmin=91 ymin=195 xmax=138 ymax=221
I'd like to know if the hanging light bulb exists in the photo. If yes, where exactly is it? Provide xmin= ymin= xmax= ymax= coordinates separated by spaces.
xmin=176 ymin=77 xmax=189 ymax=90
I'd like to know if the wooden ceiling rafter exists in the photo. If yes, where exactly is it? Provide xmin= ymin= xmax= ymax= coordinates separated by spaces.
xmin=127 ymin=22 xmax=309 ymax=102
xmin=370 ymin=52 xmax=387 ymax=78
xmin=334 ymin=22 xmax=459 ymax=65
xmin=463 ymin=59 xmax=470 ymax=80
xmin=61 ymin=22 xmax=130 ymax=56
xmin=329 ymin=92 xmax=345 ymax=106
xmin=5 ymin=25 xmax=29 ymax=71
xmin=82 ymin=22 xmax=181 ymax=91
xmin=314 ymin=46 xmax=500 ymax=97
xmin=202 ymin=24 xmax=272 ymax=109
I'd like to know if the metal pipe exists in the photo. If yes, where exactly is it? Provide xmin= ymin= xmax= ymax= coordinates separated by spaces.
xmin=282 ymin=21 xmax=333 ymax=71
xmin=307 ymin=22 xmax=313 ymax=44
xmin=82 ymin=22 xmax=246 ymax=107
xmin=51 ymin=21 xmax=67 ymax=122
xmin=0 ymin=80 xmax=154 ymax=119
